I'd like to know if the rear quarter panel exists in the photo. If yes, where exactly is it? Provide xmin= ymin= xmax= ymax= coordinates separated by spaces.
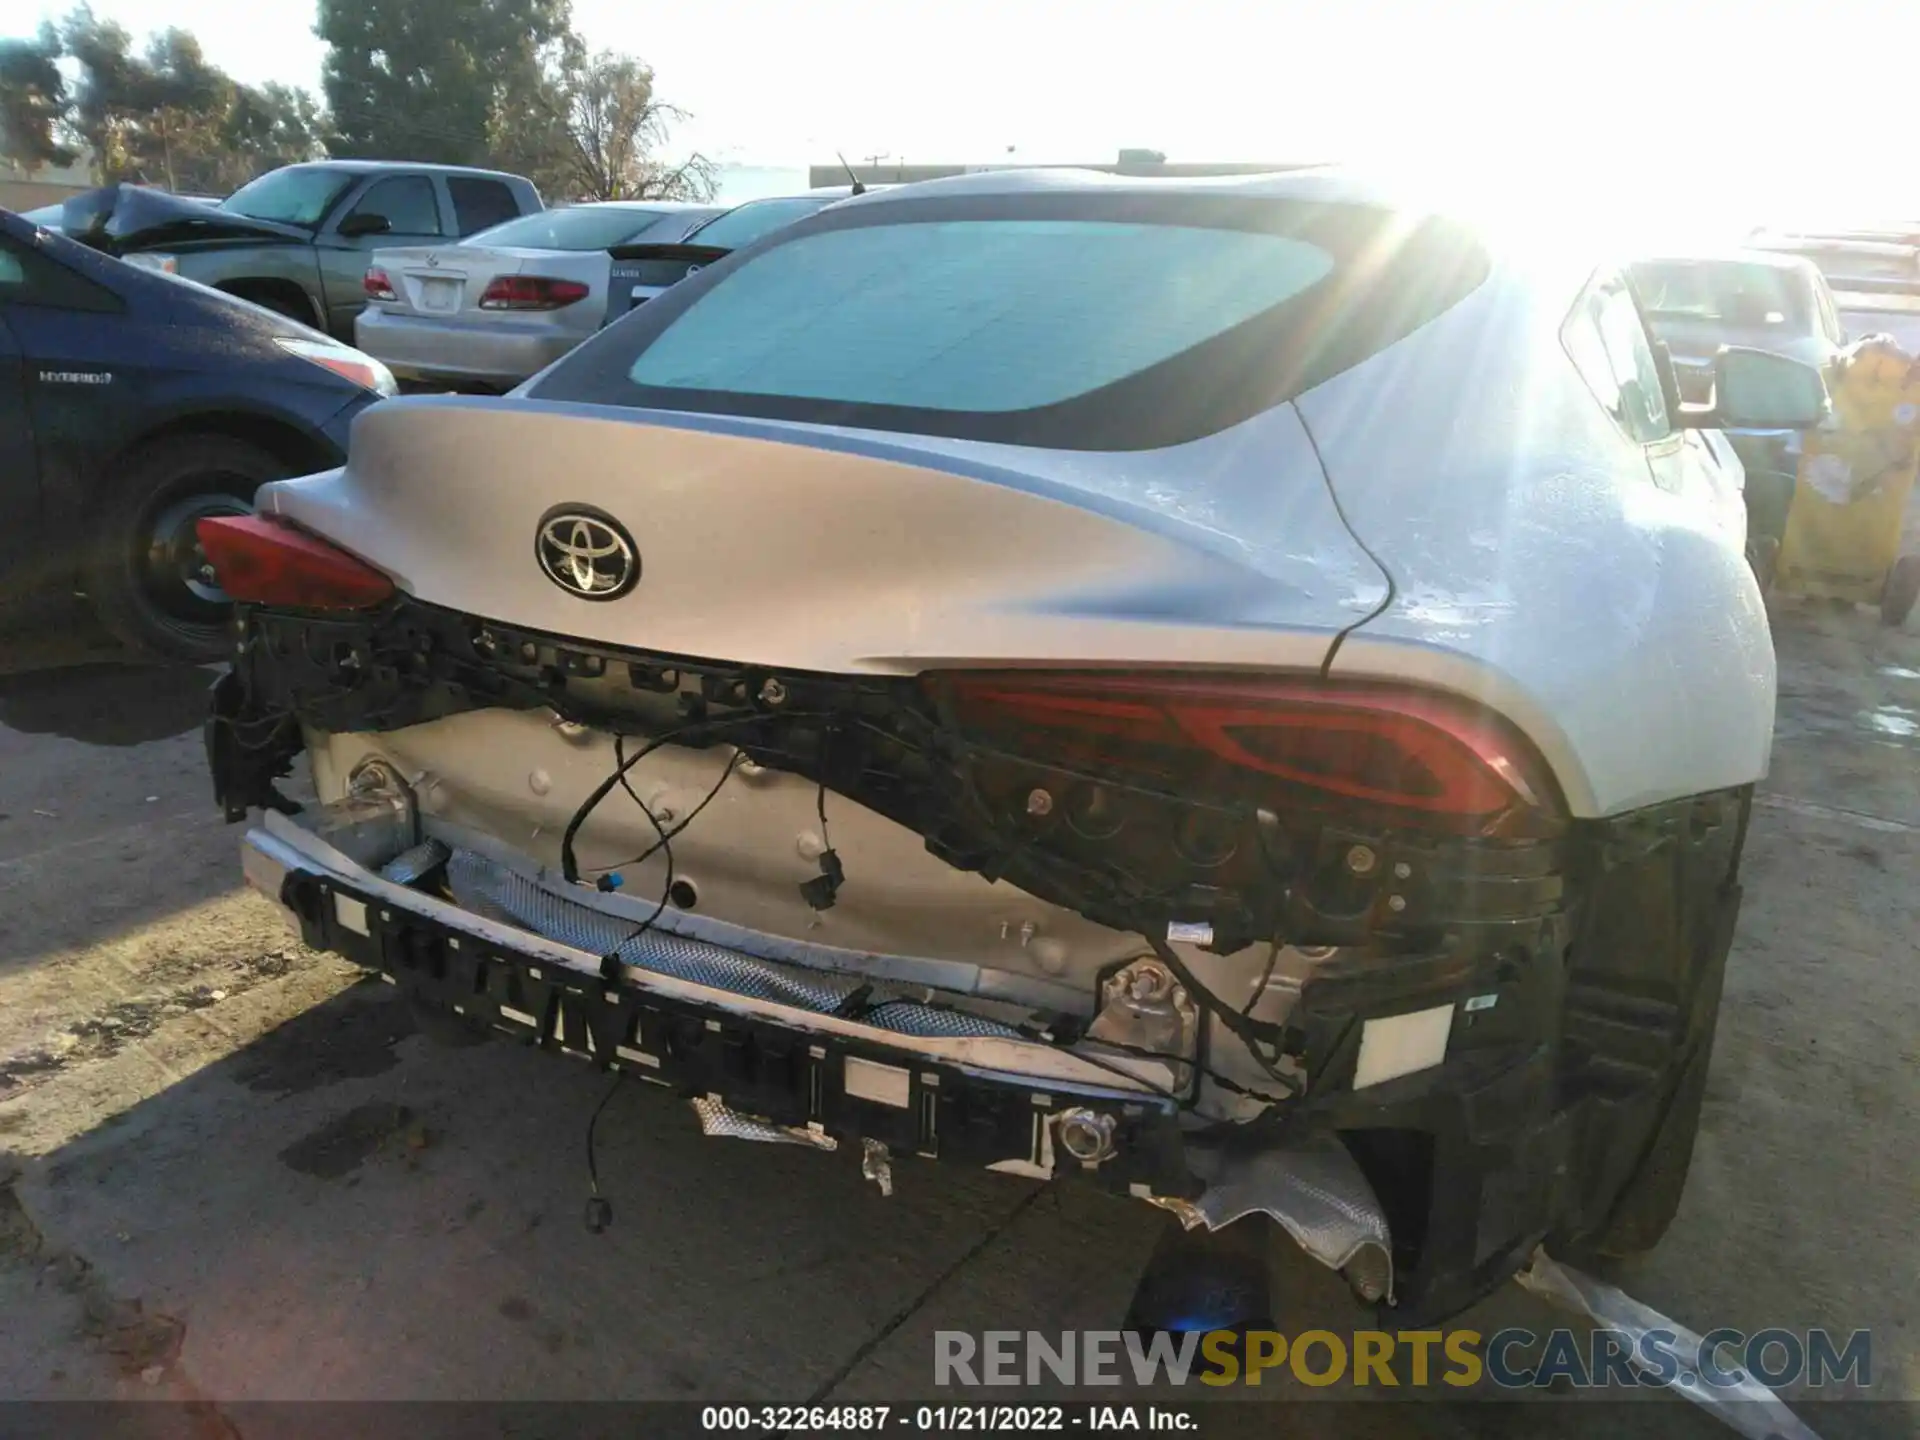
xmin=1299 ymin=264 xmax=1776 ymax=817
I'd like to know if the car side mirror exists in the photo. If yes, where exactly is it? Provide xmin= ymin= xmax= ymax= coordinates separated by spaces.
xmin=1676 ymin=346 xmax=1831 ymax=430
xmin=338 ymin=213 xmax=391 ymax=239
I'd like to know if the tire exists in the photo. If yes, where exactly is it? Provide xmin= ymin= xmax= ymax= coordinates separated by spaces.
xmin=81 ymin=434 xmax=286 ymax=663
xmin=1882 ymin=553 xmax=1920 ymax=627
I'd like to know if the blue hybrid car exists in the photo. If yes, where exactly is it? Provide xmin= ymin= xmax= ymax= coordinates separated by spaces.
xmin=0 ymin=205 xmax=393 ymax=661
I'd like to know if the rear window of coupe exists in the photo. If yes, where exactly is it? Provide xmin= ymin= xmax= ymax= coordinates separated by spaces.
xmin=469 ymin=206 xmax=670 ymax=251
xmin=532 ymin=195 xmax=1490 ymax=449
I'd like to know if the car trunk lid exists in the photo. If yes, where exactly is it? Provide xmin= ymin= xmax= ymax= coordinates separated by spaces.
xmin=604 ymin=242 xmax=732 ymax=325
xmin=369 ymin=246 xmax=610 ymax=322
xmin=256 ymin=393 xmax=1385 ymax=675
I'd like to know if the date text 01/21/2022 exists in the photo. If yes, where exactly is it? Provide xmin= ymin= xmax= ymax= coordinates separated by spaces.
xmin=699 ymin=1406 xmax=1197 ymax=1431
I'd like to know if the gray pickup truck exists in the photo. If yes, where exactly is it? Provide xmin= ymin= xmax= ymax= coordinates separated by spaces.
xmin=58 ymin=162 xmax=543 ymax=340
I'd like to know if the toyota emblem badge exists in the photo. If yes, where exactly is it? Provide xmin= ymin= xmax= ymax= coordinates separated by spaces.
xmin=535 ymin=506 xmax=640 ymax=601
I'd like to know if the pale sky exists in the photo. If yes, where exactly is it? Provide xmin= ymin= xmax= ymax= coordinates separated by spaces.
xmin=25 ymin=0 xmax=1916 ymax=239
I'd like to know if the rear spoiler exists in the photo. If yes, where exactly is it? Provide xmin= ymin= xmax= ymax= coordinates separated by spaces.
xmin=605 ymin=241 xmax=733 ymax=265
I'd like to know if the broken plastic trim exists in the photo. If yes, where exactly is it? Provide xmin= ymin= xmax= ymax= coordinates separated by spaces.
xmin=1517 ymin=1250 xmax=1823 ymax=1440
xmin=690 ymin=1093 xmax=837 ymax=1151
xmin=1145 ymin=1136 xmax=1394 ymax=1304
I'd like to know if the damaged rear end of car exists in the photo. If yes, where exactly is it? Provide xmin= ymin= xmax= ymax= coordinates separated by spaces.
xmin=201 ymin=174 xmax=1757 ymax=1327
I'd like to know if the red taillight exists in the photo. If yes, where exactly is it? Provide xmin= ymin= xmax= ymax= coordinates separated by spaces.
xmin=196 ymin=514 xmax=395 ymax=611
xmin=478 ymin=275 xmax=589 ymax=311
xmin=931 ymin=671 xmax=1560 ymax=835
xmin=364 ymin=267 xmax=396 ymax=301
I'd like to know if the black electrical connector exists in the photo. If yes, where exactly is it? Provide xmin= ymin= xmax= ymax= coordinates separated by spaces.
xmin=800 ymin=848 xmax=844 ymax=910
xmin=800 ymin=762 xmax=846 ymax=910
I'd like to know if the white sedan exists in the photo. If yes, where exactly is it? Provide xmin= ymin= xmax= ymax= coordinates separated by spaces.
xmin=353 ymin=200 xmax=723 ymax=391
xmin=200 ymin=169 xmax=1826 ymax=1325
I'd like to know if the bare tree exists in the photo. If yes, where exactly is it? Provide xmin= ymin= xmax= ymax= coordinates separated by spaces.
xmin=505 ymin=49 xmax=714 ymax=202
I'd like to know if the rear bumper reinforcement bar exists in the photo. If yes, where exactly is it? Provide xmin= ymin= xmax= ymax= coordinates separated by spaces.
xmin=242 ymin=813 xmax=1200 ymax=1200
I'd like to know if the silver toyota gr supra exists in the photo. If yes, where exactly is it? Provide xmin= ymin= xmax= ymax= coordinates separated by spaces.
xmin=198 ymin=168 xmax=1827 ymax=1324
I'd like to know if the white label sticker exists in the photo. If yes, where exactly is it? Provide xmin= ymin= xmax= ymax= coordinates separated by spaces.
xmin=333 ymin=893 xmax=369 ymax=936
xmin=1352 ymin=1004 xmax=1455 ymax=1089
xmin=1166 ymin=921 xmax=1214 ymax=945
xmin=844 ymin=1057 xmax=912 ymax=1108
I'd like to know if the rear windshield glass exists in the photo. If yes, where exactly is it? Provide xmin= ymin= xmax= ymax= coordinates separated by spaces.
xmin=688 ymin=196 xmax=837 ymax=250
xmin=1629 ymin=260 xmax=1810 ymax=331
xmin=634 ymin=221 xmax=1333 ymax=410
xmin=533 ymin=194 xmax=1490 ymax=450
xmin=468 ymin=206 xmax=669 ymax=251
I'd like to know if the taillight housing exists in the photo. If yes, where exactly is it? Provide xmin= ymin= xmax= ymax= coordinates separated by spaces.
xmin=364 ymin=267 xmax=396 ymax=301
xmin=478 ymin=275 xmax=590 ymax=310
xmin=196 ymin=514 xmax=395 ymax=611
xmin=927 ymin=670 xmax=1562 ymax=839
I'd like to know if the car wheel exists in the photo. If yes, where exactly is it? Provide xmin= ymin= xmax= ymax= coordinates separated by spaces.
xmin=1882 ymin=553 xmax=1920 ymax=627
xmin=82 ymin=434 xmax=286 ymax=663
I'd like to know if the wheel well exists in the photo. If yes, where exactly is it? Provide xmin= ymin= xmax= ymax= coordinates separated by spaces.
xmin=110 ymin=412 xmax=341 ymax=492
xmin=215 ymin=278 xmax=322 ymax=329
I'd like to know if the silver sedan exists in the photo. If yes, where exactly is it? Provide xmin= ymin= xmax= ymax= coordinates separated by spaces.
xmin=353 ymin=201 xmax=723 ymax=391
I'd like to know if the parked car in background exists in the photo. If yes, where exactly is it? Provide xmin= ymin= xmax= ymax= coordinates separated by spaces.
xmin=604 ymin=187 xmax=870 ymax=326
xmin=1628 ymin=252 xmax=1844 ymax=402
xmin=354 ymin=201 xmax=725 ymax=392
xmin=1629 ymin=251 xmax=1847 ymax=585
xmin=1746 ymin=223 xmax=1920 ymax=297
xmin=1747 ymin=223 xmax=1920 ymax=354
xmin=56 ymin=163 xmax=542 ymax=338
xmin=0 ymin=206 xmax=394 ymax=660
xmin=202 ymin=170 xmax=1829 ymax=1325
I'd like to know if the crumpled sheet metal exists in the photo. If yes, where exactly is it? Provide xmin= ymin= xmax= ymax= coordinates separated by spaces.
xmin=1153 ymin=1137 xmax=1394 ymax=1300
xmin=443 ymin=847 xmax=1021 ymax=1040
xmin=1517 ymin=1250 xmax=1823 ymax=1440
xmin=689 ymin=1093 xmax=837 ymax=1152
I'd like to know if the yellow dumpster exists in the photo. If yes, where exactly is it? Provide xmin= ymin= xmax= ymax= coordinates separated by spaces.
xmin=1775 ymin=334 xmax=1920 ymax=625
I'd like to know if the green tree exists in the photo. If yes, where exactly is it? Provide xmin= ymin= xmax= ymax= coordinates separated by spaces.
xmin=62 ymin=10 xmax=231 ymax=187
xmin=316 ymin=0 xmax=570 ymax=165
xmin=62 ymin=6 xmax=145 ymax=178
xmin=56 ymin=8 xmax=325 ymax=192
xmin=222 ymin=83 xmax=324 ymax=185
xmin=135 ymin=28 xmax=235 ymax=191
xmin=0 ymin=22 xmax=76 ymax=174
